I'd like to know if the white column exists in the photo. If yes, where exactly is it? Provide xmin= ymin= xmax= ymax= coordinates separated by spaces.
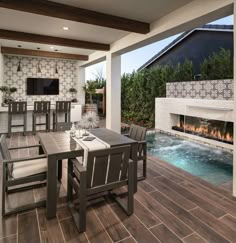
xmin=0 ymin=46 xmax=3 ymax=104
xmin=233 ymin=3 xmax=236 ymax=197
xmin=77 ymin=64 xmax=86 ymax=104
xmin=106 ymin=53 xmax=121 ymax=133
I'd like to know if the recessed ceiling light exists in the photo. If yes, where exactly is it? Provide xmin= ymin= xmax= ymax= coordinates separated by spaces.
xmin=63 ymin=27 xmax=69 ymax=30
xmin=17 ymin=45 xmax=22 ymax=48
xmin=50 ymin=46 xmax=54 ymax=49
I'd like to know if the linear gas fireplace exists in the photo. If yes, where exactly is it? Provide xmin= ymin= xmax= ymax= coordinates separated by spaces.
xmin=172 ymin=115 xmax=233 ymax=144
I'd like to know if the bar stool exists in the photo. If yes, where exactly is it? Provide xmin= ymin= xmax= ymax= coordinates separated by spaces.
xmin=53 ymin=101 xmax=71 ymax=131
xmin=8 ymin=101 xmax=27 ymax=138
xmin=32 ymin=101 xmax=51 ymax=135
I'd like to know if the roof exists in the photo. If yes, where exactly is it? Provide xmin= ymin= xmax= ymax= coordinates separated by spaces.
xmin=138 ymin=24 xmax=233 ymax=71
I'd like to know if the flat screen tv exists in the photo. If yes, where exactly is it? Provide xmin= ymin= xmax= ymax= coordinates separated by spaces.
xmin=27 ymin=78 xmax=59 ymax=95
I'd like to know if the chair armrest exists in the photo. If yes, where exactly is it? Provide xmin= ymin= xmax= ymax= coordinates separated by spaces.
xmin=3 ymin=154 xmax=47 ymax=164
xmin=71 ymin=158 xmax=86 ymax=173
xmin=123 ymin=133 xmax=130 ymax=137
xmin=138 ymin=140 xmax=146 ymax=145
xmin=8 ymin=144 xmax=41 ymax=150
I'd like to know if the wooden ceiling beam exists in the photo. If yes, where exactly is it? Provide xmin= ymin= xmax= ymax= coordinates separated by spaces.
xmin=0 ymin=29 xmax=110 ymax=51
xmin=1 ymin=46 xmax=88 ymax=60
xmin=0 ymin=0 xmax=150 ymax=34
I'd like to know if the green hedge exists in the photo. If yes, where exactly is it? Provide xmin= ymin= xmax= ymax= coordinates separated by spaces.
xmin=200 ymin=48 xmax=233 ymax=80
xmin=121 ymin=60 xmax=194 ymax=127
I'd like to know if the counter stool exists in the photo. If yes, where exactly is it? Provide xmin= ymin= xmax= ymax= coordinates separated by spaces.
xmin=32 ymin=101 xmax=51 ymax=135
xmin=53 ymin=101 xmax=71 ymax=131
xmin=8 ymin=101 xmax=27 ymax=138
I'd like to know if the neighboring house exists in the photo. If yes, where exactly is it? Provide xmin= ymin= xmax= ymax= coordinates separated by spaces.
xmin=138 ymin=25 xmax=233 ymax=75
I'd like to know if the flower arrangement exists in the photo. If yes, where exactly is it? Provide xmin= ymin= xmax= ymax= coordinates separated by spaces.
xmin=81 ymin=111 xmax=99 ymax=130
xmin=0 ymin=86 xmax=17 ymax=105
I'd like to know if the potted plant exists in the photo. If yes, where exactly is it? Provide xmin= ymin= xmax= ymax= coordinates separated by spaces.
xmin=83 ymin=81 xmax=98 ymax=113
xmin=69 ymin=88 xmax=78 ymax=102
xmin=0 ymin=86 xmax=17 ymax=106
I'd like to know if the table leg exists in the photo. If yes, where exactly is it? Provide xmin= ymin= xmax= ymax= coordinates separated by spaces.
xmin=131 ymin=143 xmax=138 ymax=193
xmin=58 ymin=160 xmax=62 ymax=181
xmin=46 ymin=155 xmax=58 ymax=219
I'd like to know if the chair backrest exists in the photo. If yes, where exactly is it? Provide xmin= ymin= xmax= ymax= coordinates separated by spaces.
xmin=0 ymin=135 xmax=11 ymax=161
xmin=34 ymin=101 xmax=50 ymax=114
xmin=0 ymin=135 xmax=12 ymax=176
xmin=128 ymin=124 xmax=147 ymax=141
xmin=8 ymin=101 xmax=27 ymax=115
xmin=86 ymin=145 xmax=131 ymax=189
xmin=55 ymin=101 xmax=71 ymax=113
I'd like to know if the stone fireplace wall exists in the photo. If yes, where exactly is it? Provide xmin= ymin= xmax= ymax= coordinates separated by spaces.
xmin=166 ymin=79 xmax=233 ymax=100
xmin=155 ymin=98 xmax=234 ymax=149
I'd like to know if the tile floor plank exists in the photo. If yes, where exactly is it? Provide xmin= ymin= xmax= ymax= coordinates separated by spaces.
xmin=154 ymin=176 xmax=226 ymax=218
xmin=37 ymin=208 xmax=65 ymax=243
xmin=147 ymin=178 xmax=197 ymax=211
xmin=111 ymin=203 xmax=160 ymax=243
xmin=135 ymin=188 xmax=192 ymax=238
xmin=0 ymin=235 xmax=17 ymax=243
xmin=85 ymin=208 xmax=112 ymax=243
xmin=93 ymin=202 xmax=130 ymax=242
xmin=190 ymin=207 xmax=236 ymax=242
xmin=150 ymin=224 xmax=183 ymax=243
xmin=183 ymin=233 xmax=207 ymax=243
xmin=150 ymin=190 xmax=230 ymax=243
xmin=18 ymin=210 xmax=41 ymax=243
xmin=60 ymin=217 xmax=88 ymax=243
xmin=219 ymin=214 xmax=236 ymax=230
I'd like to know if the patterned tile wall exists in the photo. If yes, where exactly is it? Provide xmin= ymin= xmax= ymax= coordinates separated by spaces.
xmin=166 ymin=80 xmax=233 ymax=100
xmin=3 ymin=55 xmax=78 ymax=102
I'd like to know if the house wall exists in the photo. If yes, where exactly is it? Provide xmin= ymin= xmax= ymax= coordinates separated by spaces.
xmin=147 ymin=30 xmax=233 ymax=75
xmin=166 ymin=79 xmax=233 ymax=100
xmin=3 ymin=55 xmax=85 ymax=104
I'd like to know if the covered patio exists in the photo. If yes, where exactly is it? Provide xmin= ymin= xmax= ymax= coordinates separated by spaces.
xmin=0 ymin=0 xmax=236 ymax=242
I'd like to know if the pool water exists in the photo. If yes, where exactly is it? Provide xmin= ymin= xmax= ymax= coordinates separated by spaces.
xmin=147 ymin=132 xmax=233 ymax=185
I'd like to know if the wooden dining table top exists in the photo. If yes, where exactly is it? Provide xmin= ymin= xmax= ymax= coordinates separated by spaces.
xmin=38 ymin=128 xmax=137 ymax=156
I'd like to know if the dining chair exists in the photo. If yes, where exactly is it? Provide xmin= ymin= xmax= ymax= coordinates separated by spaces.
xmin=32 ymin=101 xmax=51 ymax=135
xmin=125 ymin=124 xmax=147 ymax=180
xmin=0 ymin=135 xmax=47 ymax=216
xmin=8 ymin=101 xmax=27 ymax=137
xmin=67 ymin=145 xmax=134 ymax=232
xmin=53 ymin=101 xmax=71 ymax=131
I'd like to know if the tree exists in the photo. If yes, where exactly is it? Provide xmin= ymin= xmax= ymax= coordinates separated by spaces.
xmin=200 ymin=48 xmax=233 ymax=80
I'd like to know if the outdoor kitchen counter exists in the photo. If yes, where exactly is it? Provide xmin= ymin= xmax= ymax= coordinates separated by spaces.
xmin=0 ymin=103 xmax=84 ymax=133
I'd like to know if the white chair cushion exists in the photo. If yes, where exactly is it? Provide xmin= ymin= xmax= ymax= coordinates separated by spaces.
xmin=12 ymin=158 xmax=47 ymax=179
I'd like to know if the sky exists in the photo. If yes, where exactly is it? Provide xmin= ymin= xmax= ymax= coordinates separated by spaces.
xmin=85 ymin=15 xmax=233 ymax=80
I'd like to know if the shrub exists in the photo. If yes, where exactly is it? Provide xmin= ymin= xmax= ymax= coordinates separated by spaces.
xmin=200 ymin=48 xmax=233 ymax=80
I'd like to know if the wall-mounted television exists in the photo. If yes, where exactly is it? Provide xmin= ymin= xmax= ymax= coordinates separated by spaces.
xmin=27 ymin=78 xmax=59 ymax=95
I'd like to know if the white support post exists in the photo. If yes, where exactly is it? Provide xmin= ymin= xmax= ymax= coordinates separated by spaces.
xmin=77 ymin=64 xmax=86 ymax=104
xmin=233 ymin=3 xmax=236 ymax=197
xmin=106 ymin=53 xmax=121 ymax=133
xmin=0 ymin=46 xmax=3 ymax=104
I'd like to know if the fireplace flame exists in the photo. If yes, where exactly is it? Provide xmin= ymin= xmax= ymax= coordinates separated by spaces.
xmin=175 ymin=123 xmax=233 ymax=143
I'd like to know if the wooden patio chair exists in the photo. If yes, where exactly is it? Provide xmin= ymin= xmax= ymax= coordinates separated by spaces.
xmin=0 ymin=135 xmax=47 ymax=216
xmin=67 ymin=145 xmax=134 ymax=233
xmin=32 ymin=101 xmax=51 ymax=135
xmin=53 ymin=101 xmax=71 ymax=131
xmin=125 ymin=124 xmax=147 ymax=180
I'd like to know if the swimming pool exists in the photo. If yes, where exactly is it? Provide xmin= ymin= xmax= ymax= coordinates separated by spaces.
xmin=146 ymin=132 xmax=233 ymax=185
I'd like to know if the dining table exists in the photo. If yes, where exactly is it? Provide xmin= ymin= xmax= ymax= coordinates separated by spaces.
xmin=38 ymin=128 xmax=138 ymax=219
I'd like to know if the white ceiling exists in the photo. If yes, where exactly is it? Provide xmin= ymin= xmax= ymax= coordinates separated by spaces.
xmin=51 ymin=0 xmax=193 ymax=23
xmin=0 ymin=0 xmax=194 ymax=57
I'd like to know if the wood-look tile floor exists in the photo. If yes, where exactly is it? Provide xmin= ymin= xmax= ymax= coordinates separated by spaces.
xmin=1 ymin=133 xmax=236 ymax=243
